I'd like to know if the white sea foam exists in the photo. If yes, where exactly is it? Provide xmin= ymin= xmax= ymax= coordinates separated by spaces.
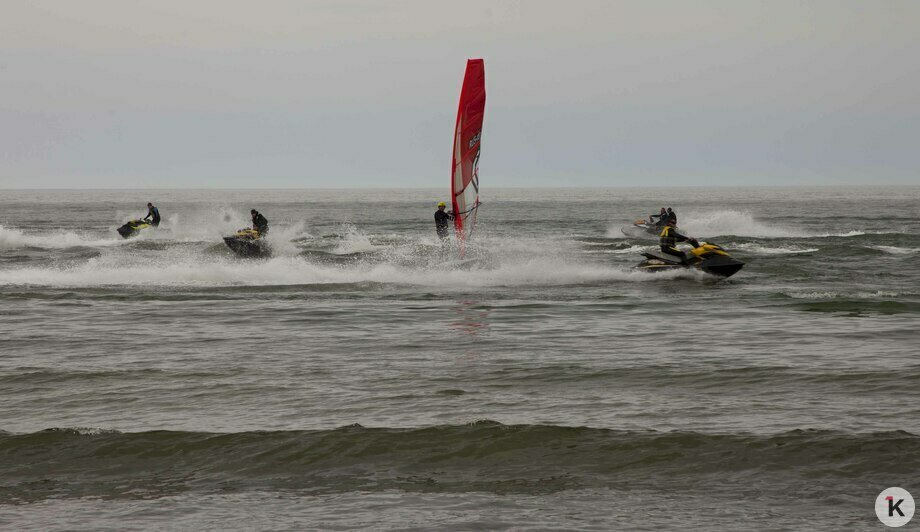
xmin=138 ymin=208 xmax=314 ymax=257
xmin=69 ymin=427 xmax=120 ymax=436
xmin=261 ymin=221 xmax=313 ymax=257
xmin=0 ymin=224 xmax=125 ymax=250
xmin=142 ymin=208 xmax=295 ymax=243
xmin=585 ymin=245 xmax=651 ymax=255
xmin=816 ymin=230 xmax=866 ymax=238
xmin=332 ymin=225 xmax=380 ymax=255
xmin=0 ymin=219 xmax=722 ymax=288
xmin=608 ymin=210 xmax=801 ymax=239
xmin=868 ymin=245 xmax=919 ymax=255
xmin=728 ymin=243 xmax=818 ymax=255
xmin=0 ymin=240 xmax=701 ymax=288
xmin=610 ymin=210 xmax=878 ymax=240
xmin=787 ymin=290 xmax=901 ymax=299
xmin=679 ymin=210 xmax=802 ymax=238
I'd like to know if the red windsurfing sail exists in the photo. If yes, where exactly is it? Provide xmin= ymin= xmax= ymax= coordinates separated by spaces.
xmin=451 ymin=59 xmax=485 ymax=251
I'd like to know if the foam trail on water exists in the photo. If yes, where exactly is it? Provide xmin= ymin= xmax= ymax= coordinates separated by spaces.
xmin=786 ymin=290 xmax=903 ymax=299
xmin=610 ymin=211 xmax=880 ymax=239
xmin=0 ymin=236 xmax=699 ymax=288
xmin=607 ymin=210 xmax=802 ymax=239
xmin=817 ymin=230 xmax=865 ymax=238
xmin=727 ymin=243 xmax=818 ymax=255
xmin=678 ymin=211 xmax=804 ymax=238
xmin=585 ymin=245 xmax=651 ymax=255
xmin=868 ymin=245 xmax=919 ymax=255
xmin=0 ymin=224 xmax=125 ymax=250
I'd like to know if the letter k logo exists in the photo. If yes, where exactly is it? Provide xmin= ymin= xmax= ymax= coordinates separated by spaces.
xmin=888 ymin=495 xmax=905 ymax=517
xmin=877 ymin=488 xmax=914 ymax=527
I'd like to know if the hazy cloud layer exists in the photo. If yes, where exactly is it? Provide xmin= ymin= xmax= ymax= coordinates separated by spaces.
xmin=1 ymin=0 xmax=917 ymax=187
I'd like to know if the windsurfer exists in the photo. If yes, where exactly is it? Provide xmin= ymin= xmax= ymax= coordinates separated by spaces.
xmin=435 ymin=202 xmax=454 ymax=239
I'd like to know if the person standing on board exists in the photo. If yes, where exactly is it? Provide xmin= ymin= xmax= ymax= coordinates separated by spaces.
xmin=251 ymin=209 xmax=269 ymax=235
xmin=435 ymin=202 xmax=454 ymax=239
xmin=143 ymin=203 xmax=161 ymax=227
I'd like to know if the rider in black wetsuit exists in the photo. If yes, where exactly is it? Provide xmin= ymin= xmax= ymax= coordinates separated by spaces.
xmin=666 ymin=207 xmax=677 ymax=226
xmin=659 ymin=218 xmax=699 ymax=262
xmin=143 ymin=203 xmax=160 ymax=226
xmin=251 ymin=209 xmax=269 ymax=235
xmin=649 ymin=207 xmax=667 ymax=229
xmin=435 ymin=202 xmax=454 ymax=239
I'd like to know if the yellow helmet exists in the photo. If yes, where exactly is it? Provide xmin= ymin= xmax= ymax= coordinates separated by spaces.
xmin=437 ymin=202 xmax=446 ymax=208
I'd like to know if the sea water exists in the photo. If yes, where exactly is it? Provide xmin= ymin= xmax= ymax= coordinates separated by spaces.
xmin=1 ymin=187 xmax=918 ymax=529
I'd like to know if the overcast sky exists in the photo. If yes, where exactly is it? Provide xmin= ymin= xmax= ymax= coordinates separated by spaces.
xmin=1 ymin=0 xmax=917 ymax=188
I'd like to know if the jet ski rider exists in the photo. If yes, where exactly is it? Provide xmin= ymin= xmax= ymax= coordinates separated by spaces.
xmin=666 ymin=207 xmax=677 ymax=225
xmin=143 ymin=203 xmax=160 ymax=227
xmin=435 ymin=202 xmax=454 ymax=239
xmin=659 ymin=217 xmax=699 ymax=263
xmin=251 ymin=209 xmax=269 ymax=235
xmin=649 ymin=207 xmax=667 ymax=228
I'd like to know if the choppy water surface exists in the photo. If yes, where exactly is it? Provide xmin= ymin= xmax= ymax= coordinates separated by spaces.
xmin=1 ymin=187 xmax=918 ymax=529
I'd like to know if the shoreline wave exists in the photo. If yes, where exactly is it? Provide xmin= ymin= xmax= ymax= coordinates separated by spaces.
xmin=1 ymin=422 xmax=917 ymax=502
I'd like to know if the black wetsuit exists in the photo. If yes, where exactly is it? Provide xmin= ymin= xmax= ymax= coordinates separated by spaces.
xmin=659 ymin=225 xmax=695 ymax=262
xmin=650 ymin=212 xmax=667 ymax=229
xmin=252 ymin=213 xmax=269 ymax=234
xmin=435 ymin=210 xmax=453 ymax=239
xmin=144 ymin=206 xmax=160 ymax=226
xmin=667 ymin=210 xmax=677 ymax=225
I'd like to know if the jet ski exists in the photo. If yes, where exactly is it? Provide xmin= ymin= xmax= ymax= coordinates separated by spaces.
xmin=223 ymin=229 xmax=270 ymax=258
xmin=116 ymin=219 xmax=151 ymax=239
xmin=637 ymin=242 xmax=744 ymax=278
xmin=621 ymin=218 xmax=665 ymax=240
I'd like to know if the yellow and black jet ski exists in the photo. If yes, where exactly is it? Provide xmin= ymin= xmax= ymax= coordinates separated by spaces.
xmin=637 ymin=242 xmax=744 ymax=278
xmin=223 ymin=229 xmax=270 ymax=258
xmin=116 ymin=219 xmax=152 ymax=239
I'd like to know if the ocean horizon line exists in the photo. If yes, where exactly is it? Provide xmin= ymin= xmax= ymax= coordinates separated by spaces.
xmin=2 ymin=184 xmax=917 ymax=192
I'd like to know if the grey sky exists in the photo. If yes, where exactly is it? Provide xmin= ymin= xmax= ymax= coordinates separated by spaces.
xmin=1 ymin=0 xmax=917 ymax=187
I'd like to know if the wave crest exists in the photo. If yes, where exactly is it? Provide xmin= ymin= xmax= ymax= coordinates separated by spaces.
xmin=1 ymin=423 xmax=916 ymax=500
